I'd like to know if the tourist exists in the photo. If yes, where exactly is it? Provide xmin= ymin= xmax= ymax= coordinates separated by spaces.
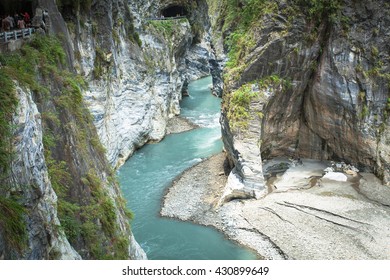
xmin=6 ymin=15 xmax=14 ymax=30
xmin=13 ymin=13 xmax=20 ymax=27
xmin=2 ymin=18 xmax=11 ymax=32
xmin=17 ymin=18 xmax=25 ymax=29
xmin=23 ymin=12 xmax=30 ymax=27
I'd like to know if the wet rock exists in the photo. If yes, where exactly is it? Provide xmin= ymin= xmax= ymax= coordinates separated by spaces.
xmin=129 ymin=233 xmax=147 ymax=260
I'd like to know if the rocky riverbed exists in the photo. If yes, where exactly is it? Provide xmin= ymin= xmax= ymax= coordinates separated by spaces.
xmin=161 ymin=154 xmax=390 ymax=259
xmin=165 ymin=116 xmax=199 ymax=135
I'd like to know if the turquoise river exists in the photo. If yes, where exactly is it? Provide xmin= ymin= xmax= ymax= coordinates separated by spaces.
xmin=119 ymin=76 xmax=257 ymax=260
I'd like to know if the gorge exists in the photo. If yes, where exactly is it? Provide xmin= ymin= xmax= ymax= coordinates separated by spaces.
xmin=1 ymin=0 xmax=389 ymax=260
xmin=119 ymin=76 xmax=257 ymax=259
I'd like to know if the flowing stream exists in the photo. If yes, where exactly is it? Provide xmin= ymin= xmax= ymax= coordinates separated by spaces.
xmin=119 ymin=76 xmax=257 ymax=260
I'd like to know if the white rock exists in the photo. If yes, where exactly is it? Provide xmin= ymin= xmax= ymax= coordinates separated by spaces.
xmin=322 ymin=172 xmax=348 ymax=182
xmin=324 ymin=167 xmax=334 ymax=173
xmin=129 ymin=233 xmax=147 ymax=260
xmin=76 ymin=16 xmax=212 ymax=168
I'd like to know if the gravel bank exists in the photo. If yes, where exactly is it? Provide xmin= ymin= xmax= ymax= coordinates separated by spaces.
xmin=166 ymin=116 xmax=199 ymax=134
xmin=161 ymin=154 xmax=390 ymax=259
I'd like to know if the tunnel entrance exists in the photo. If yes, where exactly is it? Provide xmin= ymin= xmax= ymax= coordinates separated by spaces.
xmin=161 ymin=5 xmax=188 ymax=18
xmin=0 ymin=0 xmax=34 ymax=17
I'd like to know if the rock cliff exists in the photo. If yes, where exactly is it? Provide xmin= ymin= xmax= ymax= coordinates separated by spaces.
xmin=67 ymin=0 xmax=215 ymax=167
xmin=0 ymin=0 xmax=147 ymax=259
xmin=214 ymin=0 xmax=390 ymax=198
xmin=1 ymin=0 xmax=218 ymax=259
xmin=4 ymin=0 xmax=387 ymax=260
xmin=0 ymin=34 xmax=148 ymax=259
xmin=0 ymin=84 xmax=80 ymax=259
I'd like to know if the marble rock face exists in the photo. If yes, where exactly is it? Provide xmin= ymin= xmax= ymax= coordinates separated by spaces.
xmin=0 ymin=86 xmax=80 ymax=260
xmin=220 ymin=0 xmax=390 ymax=195
xmin=74 ymin=0 xmax=215 ymax=168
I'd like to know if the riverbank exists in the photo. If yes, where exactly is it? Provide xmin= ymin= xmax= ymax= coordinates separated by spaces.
xmin=161 ymin=153 xmax=228 ymax=221
xmin=166 ymin=115 xmax=199 ymax=134
xmin=120 ymin=76 xmax=257 ymax=259
xmin=161 ymin=153 xmax=390 ymax=259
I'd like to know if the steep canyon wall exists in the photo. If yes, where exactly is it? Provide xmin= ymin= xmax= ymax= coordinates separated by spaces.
xmin=69 ymin=0 xmax=214 ymax=167
xmin=212 ymin=0 xmax=390 ymax=198
xmin=1 ymin=0 xmax=218 ymax=259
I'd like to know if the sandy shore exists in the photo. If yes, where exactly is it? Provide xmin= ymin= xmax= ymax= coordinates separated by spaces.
xmin=161 ymin=153 xmax=390 ymax=259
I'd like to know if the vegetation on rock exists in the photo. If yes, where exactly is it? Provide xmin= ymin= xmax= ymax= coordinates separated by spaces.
xmin=225 ymin=75 xmax=290 ymax=131
xmin=146 ymin=18 xmax=189 ymax=39
xmin=0 ymin=195 xmax=27 ymax=256
xmin=0 ymin=74 xmax=17 ymax=175
xmin=0 ymin=34 xmax=133 ymax=259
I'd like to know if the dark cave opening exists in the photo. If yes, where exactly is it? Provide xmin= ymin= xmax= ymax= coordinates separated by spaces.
xmin=161 ymin=5 xmax=188 ymax=18
xmin=0 ymin=0 xmax=34 ymax=18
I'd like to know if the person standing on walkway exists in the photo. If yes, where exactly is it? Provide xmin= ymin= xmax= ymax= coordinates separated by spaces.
xmin=13 ymin=13 xmax=20 ymax=27
xmin=2 ymin=17 xmax=11 ymax=31
xmin=6 ymin=15 xmax=14 ymax=30
xmin=23 ymin=12 xmax=30 ymax=27
xmin=17 ymin=18 xmax=25 ymax=29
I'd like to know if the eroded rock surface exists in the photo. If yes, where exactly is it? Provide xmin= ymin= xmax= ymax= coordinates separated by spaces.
xmin=0 ymin=86 xmax=80 ymax=260
xmin=218 ymin=0 xmax=390 ymax=197
xmin=161 ymin=155 xmax=390 ymax=259
xmin=70 ymin=0 xmax=217 ymax=168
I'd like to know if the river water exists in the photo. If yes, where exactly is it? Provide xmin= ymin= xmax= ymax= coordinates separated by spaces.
xmin=119 ymin=76 xmax=256 ymax=260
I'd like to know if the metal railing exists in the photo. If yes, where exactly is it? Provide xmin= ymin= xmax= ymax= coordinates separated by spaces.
xmin=0 ymin=28 xmax=35 ymax=42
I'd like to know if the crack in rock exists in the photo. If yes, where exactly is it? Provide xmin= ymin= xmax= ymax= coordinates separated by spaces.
xmin=279 ymin=201 xmax=371 ymax=226
xmin=239 ymin=216 xmax=289 ymax=259
xmin=276 ymin=201 xmax=375 ymax=241
xmin=258 ymin=206 xmax=295 ymax=226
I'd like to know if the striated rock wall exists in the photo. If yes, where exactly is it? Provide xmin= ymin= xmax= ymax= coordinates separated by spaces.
xmin=216 ymin=0 xmax=390 ymax=194
xmin=67 ymin=0 xmax=215 ymax=167
xmin=0 ymin=85 xmax=80 ymax=260
xmin=1 ymin=0 xmax=219 ymax=259
xmin=1 ymin=49 xmax=146 ymax=260
xmin=0 ymin=0 xmax=146 ymax=259
xmin=1 ymin=0 xmax=219 ymax=260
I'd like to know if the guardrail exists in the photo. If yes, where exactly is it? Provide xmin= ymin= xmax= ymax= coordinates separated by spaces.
xmin=0 ymin=28 xmax=35 ymax=42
